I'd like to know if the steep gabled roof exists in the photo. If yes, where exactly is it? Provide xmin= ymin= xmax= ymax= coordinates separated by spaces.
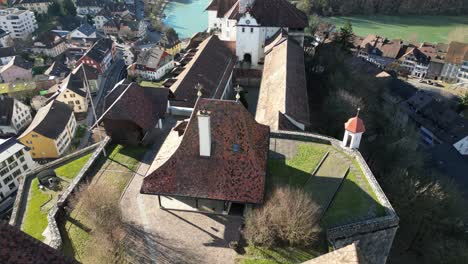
xmin=0 ymin=221 xmax=77 ymax=264
xmin=99 ymin=82 xmax=170 ymax=130
xmin=44 ymin=61 xmax=71 ymax=77
xmin=206 ymin=0 xmax=238 ymax=18
xmin=72 ymin=63 xmax=100 ymax=80
xmin=256 ymin=35 xmax=310 ymax=130
xmin=249 ymin=0 xmax=308 ymax=28
xmin=141 ymin=98 xmax=270 ymax=204
xmin=19 ymin=100 xmax=73 ymax=140
xmin=0 ymin=56 xmax=32 ymax=73
xmin=82 ymin=38 xmax=113 ymax=63
xmin=169 ymin=35 xmax=236 ymax=108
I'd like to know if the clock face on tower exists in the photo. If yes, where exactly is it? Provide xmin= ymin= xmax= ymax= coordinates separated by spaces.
xmin=245 ymin=20 xmax=250 ymax=25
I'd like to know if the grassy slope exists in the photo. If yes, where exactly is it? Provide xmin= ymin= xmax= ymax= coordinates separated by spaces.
xmin=241 ymin=245 xmax=320 ymax=264
xmin=22 ymin=178 xmax=52 ymax=241
xmin=54 ymin=153 xmax=92 ymax=180
xmin=325 ymin=15 xmax=468 ymax=43
xmin=61 ymin=144 xmax=146 ymax=261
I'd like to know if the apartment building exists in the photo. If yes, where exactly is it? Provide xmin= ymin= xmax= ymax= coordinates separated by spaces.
xmin=0 ymin=138 xmax=35 ymax=205
xmin=15 ymin=0 xmax=52 ymax=15
xmin=0 ymin=8 xmax=37 ymax=40
xmin=0 ymin=95 xmax=32 ymax=137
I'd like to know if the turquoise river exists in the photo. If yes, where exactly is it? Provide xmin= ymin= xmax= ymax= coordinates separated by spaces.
xmin=163 ymin=0 xmax=212 ymax=38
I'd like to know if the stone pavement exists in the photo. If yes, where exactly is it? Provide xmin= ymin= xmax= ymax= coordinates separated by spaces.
xmin=120 ymin=119 xmax=242 ymax=264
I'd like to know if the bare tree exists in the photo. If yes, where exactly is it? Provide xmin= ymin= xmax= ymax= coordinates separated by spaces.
xmin=244 ymin=187 xmax=321 ymax=247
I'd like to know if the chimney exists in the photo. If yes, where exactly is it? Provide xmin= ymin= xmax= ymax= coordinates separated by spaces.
xmin=239 ymin=0 xmax=254 ymax=14
xmin=197 ymin=110 xmax=211 ymax=157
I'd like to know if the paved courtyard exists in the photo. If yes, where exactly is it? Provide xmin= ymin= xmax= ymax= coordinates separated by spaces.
xmin=120 ymin=125 xmax=243 ymax=264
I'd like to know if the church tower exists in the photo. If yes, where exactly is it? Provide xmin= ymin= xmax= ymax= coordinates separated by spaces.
xmin=342 ymin=109 xmax=366 ymax=149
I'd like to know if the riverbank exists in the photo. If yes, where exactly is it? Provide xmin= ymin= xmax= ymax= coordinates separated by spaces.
xmin=162 ymin=0 xmax=211 ymax=38
xmin=324 ymin=15 xmax=468 ymax=43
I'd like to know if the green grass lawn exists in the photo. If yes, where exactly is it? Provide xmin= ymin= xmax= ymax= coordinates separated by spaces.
xmin=239 ymin=245 xmax=320 ymax=264
xmin=22 ymin=178 xmax=54 ymax=241
xmin=54 ymin=153 xmax=92 ymax=180
xmin=60 ymin=144 xmax=146 ymax=261
xmin=324 ymin=15 xmax=468 ymax=43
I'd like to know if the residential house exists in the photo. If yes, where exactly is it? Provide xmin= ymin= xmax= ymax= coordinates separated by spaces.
xmin=31 ymin=31 xmax=67 ymax=58
xmin=158 ymin=30 xmax=181 ymax=56
xmin=103 ymin=19 xmax=119 ymax=36
xmin=44 ymin=60 xmax=71 ymax=78
xmin=400 ymin=90 xmax=468 ymax=155
xmin=420 ymin=42 xmax=448 ymax=80
xmin=0 ymin=47 xmax=16 ymax=65
xmin=69 ymin=23 xmax=97 ymax=44
xmin=115 ymin=43 xmax=135 ymax=65
xmin=76 ymin=0 xmax=107 ymax=15
xmin=15 ymin=0 xmax=52 ymax=14
xmin=256 ymin=32 xmax=310 ymax=131
xmin=0 ymin=138 xmax=35 ymax=206
xmin=357 ymin=35 xmax=404 ymax=68
xmin=118 ymin=19 xmax=146 ymax=39
xmin=0 ymin=222 xmax=77 ymax=263
xmin=94 ymin=9 xmax=112 ymax=31
xmin=0 ymin=56 xmax=33 ymax=83
xmin=398 ymin=46 xmax=431 ymax=78
xmin=98 ymin=81 xmax=170 ymax=145
xmin=166 ymin=35 xmax=236 ymax=108
xmin=0 ymin=95 xmax=32 ymax=137
xmin=18 ymin=100 xmax=76 ymax=159
xmin=440 ymin=41 xmax=468 ymax=83
xmin=71 ymin=62 xmax=101 ymax=94
xmin=0 ymin=29 xmax=13 ymax=47
xmin=128 ymin=46 xmax=174 ymax=81
xmin=457 ymin=49 xmax=468 ymax=86
xmin=53 ymin=73 xmax=89 ymax=113
xmin=206 ymin=0 xmax=308 ymax=67
xmin=0 ymin=8 xmax=37 ymax=39
xmin=77 ymin=38 xmax=114 ymax=73
xmin=141 ymin=98 xmax=270 ymax=215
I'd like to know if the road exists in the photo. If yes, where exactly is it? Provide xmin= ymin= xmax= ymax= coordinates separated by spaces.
xmin=78 ymin=59 xmax=126 ymax=148
xmin=404 ymin=77 xmax=460 ymax=105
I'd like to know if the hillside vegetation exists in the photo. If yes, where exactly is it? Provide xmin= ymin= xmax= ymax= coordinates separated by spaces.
xmin=296 ymin=0 xmax=468 ymax=16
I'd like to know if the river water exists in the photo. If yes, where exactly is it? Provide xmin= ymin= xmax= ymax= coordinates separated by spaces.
xmin=163 ymin=0 xmax=211 ymax=38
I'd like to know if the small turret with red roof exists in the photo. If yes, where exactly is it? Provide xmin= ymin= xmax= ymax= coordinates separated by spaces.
xmin=342 ymin=108 xmax=365 ymax=149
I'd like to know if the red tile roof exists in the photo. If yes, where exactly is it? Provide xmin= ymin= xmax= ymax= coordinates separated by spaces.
xmin=141 ymin=98 xmax=270 ymax=204
xmin=445 ymin=41 xmax=468 ymax=65
xmin=345 ymin=116 xmax=366 ymax=133
xmin=0 ymin=222 xmax=77 ymax=264
xmin=100 ymin=81 xmax=170 ymax=130
xmin=249 ymin=0 xmax=308 ymax=28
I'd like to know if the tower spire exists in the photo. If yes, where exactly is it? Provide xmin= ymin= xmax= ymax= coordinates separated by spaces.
xmin=234 ymin=84 xmax=243 ymax=102
xmin=356 ymin=107 xmax=361 ymax=117
xmin=195 ymin=83 xmax=203 ymax=97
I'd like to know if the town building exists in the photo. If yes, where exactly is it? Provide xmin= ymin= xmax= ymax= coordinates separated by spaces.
xmin=15 ymin=0 xmax=52 ymax=14
xmin=158 ymin=30 xmax=181 ymax=56
xmin=0 ymin=29 xmax=13 ymax=47
xmin=0 ymin=47 xmax=16 ymax=65
xmin=128 ymin=46 xmax=174 ymax=81
xmin=165 ymin=35 xmax=236 ymax=108
xmin=400 ymin=90 xmax=468 ymax=155
xmin=357 ymin=35 xmax=404 ymax=68
xmin=440 ymin=41 xmax=468 ymax=83
xmin=76 ymin=38 xmax=114 ymax=73
xmin=141 ymin=98 xmax=270 ymax=215
xmin=69 ymin=23 xmax=98 ymax=44
xmin=420 ymin=42 xmax=448 ymax=80
xmin=70 ymin=63 xmax=101 ymax=93
xmin=0 ymin=8 xmax=37 ymax=39
xmin=255 ymin=32 xmax=310 ymax=131
xmin=0 ymin=56 xmax=33 ymax=83
xmin=115 ymin=43 xmax=135 ymax=66
xmin=31 ymin=31 xmax=67 ymax=58
xmin=398 ymin=46 xmax=431 ymax=78
xmin=457 ymin=51 xmax=468 ymax=87
xmin=53 ymin=73 xmax=89 ymax=114
xmin=75 ymin=0 xmax=107 ymax=15
xmin=98 ymin=81 xmax=170 ymax=145
xmin=206 ymin=0 xmax=308 ymax=67
xmin=44 ymin=60 xmax=71 ymax=78
xmin=0 ymin=95 xmax=32 ymax=137
xmin=18 ymin=100 xmax=77 ymax=159
xmin=0 ymin=138 xmax=35 ymax=205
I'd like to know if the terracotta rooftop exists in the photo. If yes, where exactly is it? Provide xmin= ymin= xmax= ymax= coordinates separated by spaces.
xmin=256 ymin=33 xmax=310 ymax=130
xmin=0 ymin=221 xmax=77 ymax=264
xmin=445 ymin=41 xmax=468 ymax=65
xmin=249 ymin=0 xmax=308 ymax=28
xmin=169 ymin=35 xmax=236 ymax=108
xmin=99 ymin=81 xmax=171 ymax=131
xmin=345 ymin=116 xmax=366 ymax=134
xmin=141 ymin=98 xmax=270 ymax=204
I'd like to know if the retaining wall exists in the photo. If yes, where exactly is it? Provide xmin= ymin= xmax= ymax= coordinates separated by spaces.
xmin=270 ymin=131 xmax=399 ymax=264
xmin=9 ymin=142 xmax=102 ymax=227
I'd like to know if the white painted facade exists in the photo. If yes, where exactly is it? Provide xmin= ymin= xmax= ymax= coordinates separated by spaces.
xmin=93 ymin=15 xmax=109 ymax=31
xmin=16 ymin=1 xmax=52 ymax=14
xmin=456 ymin=61 xmax=468 ymax=87
xmin=0 ymin=138 xmax=36 ymax=204
xmin=0 ymin=55 xmax=14 ymax=65
xmin=441 ymin=63 xmax=461 ymax=83
xmin=55 ymin=114 xmax=77 ymax=155
xmin=342 ymin=130 xmax=363 ymax=150
xmin=56 ymin=89 xmax=88 ymax=113
xmin=31 ymin=40 xmax=67 ymax=58
xmin=0 ymin=98 xmax=32 ymax=136
xmin=77 ymin=6 xmax=103 ymax=16
xmin=0 ymin=8 xmax=38 ymax=40
xmin=132 ymin=60 xmax=175 ymax=81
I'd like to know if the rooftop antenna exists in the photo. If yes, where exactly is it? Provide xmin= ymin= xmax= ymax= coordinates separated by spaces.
xmin=195 ymin=82 xmax=203 ymax=97
xmin=83 ymin=66 xmax=107 ymax=157
xmin=356 ymin=107 xmax=361 ymax=117
xmin=234 ymin=84 xmax=243 ymax=102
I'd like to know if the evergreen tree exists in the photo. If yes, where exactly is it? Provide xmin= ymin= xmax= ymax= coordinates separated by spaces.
xmin=335 ymin=21 xmax=353 ymax=51
xmin=63 ymin=0 xmax=77 ymax=16
xmin=47 ymin=1 xmax=65 ymax=17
